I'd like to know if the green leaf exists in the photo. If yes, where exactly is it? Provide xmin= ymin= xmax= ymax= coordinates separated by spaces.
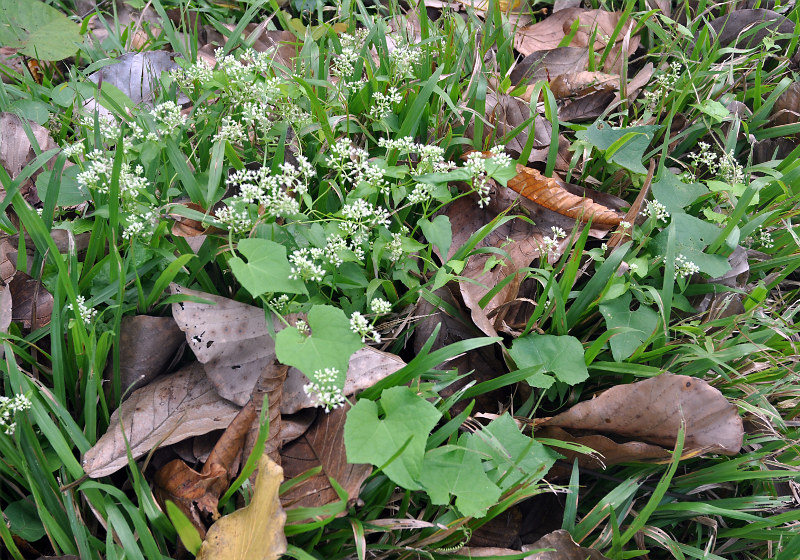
xmin=230 ymin=238 xmax=307 ymax=297
xmin=419 ymin=215 xmax=452 ymax=258
xmin=419 ymin=442 xmax=501 ymax=518
xmin=0 ymin=0 xmax=81 ymax=61
xmin=576 ymin=121 xmax=660 ymax=175
xmin=694 ymin=99 xmax=729 ymax=123
xmin=651 ymin=171 xmax=708 ymax=214
xmin=508 ymin=334 xmax=589 ymax=386
xmin=465 ymin=414 xmax=558 ymax=490
xmin=274 ymin=305 xmax=362 ymax=379
xmin=4 ymin=500 xmax=46 ymax=542
xmin=599 ymin=292 xmax=659 ymax=361
xmin=653 ymin=214 xmax=731 ymax=277
xmin=36 ymin=165 xmax=91 ymax=207
xmin=344 ymin=387 xmax=441 ymax=490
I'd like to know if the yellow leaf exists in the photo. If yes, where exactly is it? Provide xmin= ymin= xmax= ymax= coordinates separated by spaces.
xmin=197 ymin=454 xmax=287 ymax=560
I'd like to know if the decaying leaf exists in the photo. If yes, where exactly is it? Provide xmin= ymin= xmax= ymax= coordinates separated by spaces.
xmin=280 ymin=406 xmax=372 ymax=511
xmin=481 ymin=92 xmax=553 ymax=164
xmin=85 ymin=51 xmax=184 ymax=109
xmin=245 ymin=361 xmax=288 ymax=464
xmin=507 ymin=165 xmax=624 ymax=226
xmin=549 ymin=72 xmax=619 ymax=100
xmin=197 ymin=454 xmax=287 ymax=560
xmin=105 ymin=315 xmax=185 ymax=395
xmin=522 ymin=529 xmax=611 ymax=559
xmin=706 ymin=9 xmax=794 ymax=51
xmin=83 ymin=363 xmax=241 ymax=478
xmin=511 ymin=48 xmax=589 ymax=86
xmin=771 ymin=81 xmax=800 ymax=127
xmin=538 ymin=374 xmax=744 ymax=456
xmin=0 ymin=282 xmax=11 ymax=358
xmin=9 ymin=271 xmax=53 ymax=330
xmin=0 ymin=112 xmax=58 ymax=200
xmin=155 ymin=402 xmax=256 ymax=536
xmin=170 ymin=284 xmax=283 ymax=407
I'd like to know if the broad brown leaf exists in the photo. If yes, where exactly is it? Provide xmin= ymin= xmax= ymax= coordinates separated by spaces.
xmin=9 ymin=271 xmax=53 ymax=330
xmin=245 ymin=361 xmax=288 ymax=464
xmin=280 ymin=406 xmax=372 ymax=511
xmin=522 ymin=530 xmax=611 ymax=559
xmin=706 ymin=9 xmax=794 ymax=51
xmin=197 ymin=454 xmax=287 ymax=560
xmin=538 ymin=374 xmax=743 ymax=455
xmin=508 ymin=165 xmax=623 ymax=226
xmin=154 ymin=401 xmax=257 ymax=536
xmin=83 ymin=363 xmax=240 ymax=478
xmin=771 ymin=81 xmax=800 ymax=127
xmin=105 ymin=315 xmax=185 ymax=396
xmin=510 ymin=48 xmax=589 ymax=86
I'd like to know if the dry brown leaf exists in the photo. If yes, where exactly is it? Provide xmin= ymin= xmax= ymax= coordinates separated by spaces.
xmin=0 ymin=113 xmax=58 ymax=203
xmin=0 ymin=283 xmax=11 ymax=359
xmin=706 ymin=9 xmax=794 ymax=50
xmin=9 ymin=271 xmax=53 ymax=330
xmin=508 ymin=165 xmax=623 ymax=226
xmin=511 ymin=48 xmax=589 ymax=86
xmin=539 ymin=374 xmax=743 ymax=455
xmin=771 ymin=81 xmax=800 ymax=127
xmin=482 ymin=92 xmax=553 ymax=164
xmin=559 ymin=90 xmax=617 ymax=122
xmin=550 ymin=72 xmax=619 ymax=99
xmin=522 ymin=529 xmax=611 ymax=559
xmin=280 ymin=406 xmax=372 ymax=511
xmin=460 ymin=549 xmax=522 ymax=557
xmin=197 ymin=454 xmax=287 ymax=560
xmin=245 ymin=361 xmax=288 ymax=465
xmin=83 ymin=363 xmax=241 ymax=478
xmin=105 ymin=315 xmax=185 ymax=396
xmin=0 ymin=47 xmax=25 ymax=83
xmin=154 ymin=401 xmax=257 ymax=536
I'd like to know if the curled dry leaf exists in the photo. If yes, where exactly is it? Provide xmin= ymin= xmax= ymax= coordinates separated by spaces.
xmin=480 ymin=92 xmax=553 ymax=164
xmin=522 ymin=529 xmax=611 ymax=559
xmin=83 ymin=362 xmax=241 ymax=478
xmin=280 ymin=406 xmax=372 ymax=512
xmin=9 ymin=271 xmax=53 ymax=331
xmin=197 ymin=454 xmax=287 ymax=560
xmin=154 ymin=402 xmax=257 ymax=536
xmin=245 ymin=361 xmax=288 ymax=465
xmin=538 ymin=374 xmax=744 ymax=455
xmin=105 ymin=315 xmax=185 ymax=395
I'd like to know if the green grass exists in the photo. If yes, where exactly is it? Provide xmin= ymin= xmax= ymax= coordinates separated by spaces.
xmin=0 ymin=0 xmax=799 ymax=558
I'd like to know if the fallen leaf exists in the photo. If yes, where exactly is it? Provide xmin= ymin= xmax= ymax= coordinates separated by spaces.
xmin=170 ymin=284 xmax=283 ymax=407
xmin=280 ymin=406 xmax=372 ymax=511
xmin=0 ymin=282 xmax=10 ymax=358
xmin=538 ymin=374 xmax=744 ymax=455
xmin=83 ymin=362 xmax=241 ymax=478
xmin=507 ymin=164 xmax=624 ymax=226
xmin=511 ymin=48 xmax=589 ymax=86
xmin=245 ymin=361 xmax=287 ymax=465
xmin=9 ymin=271 xmax=53 ymax=331
xmin=86 ymin=51 xmax=182 ymax=106
xmin=484 ymin=92 xmax=554 ymax=164
xmin=771 ymin=81 xmax=800 ymax=127
xmin=706 ymin=9 xmax=794 ymax=51
xmin=105 ymin=315 xmax=185 ymax=396
xmin=154 ymin=401 xmax=257 ymax=536
xmin=522 ymin=529 xmax=611 ymax=559
xmin=196 ymin=454 xmax=287 ymax=560
xmin=559 ymin=90 xmax=617 ymax=122
xmin=0 ymin=47 xmax=25 ymax=83
xmin=0 ymin=112 xmax=58 ymax=201
xmin=549 ymin=72 xmax=619 ymax=100
xmin=459 ymin=549 xmax=522 ymax=557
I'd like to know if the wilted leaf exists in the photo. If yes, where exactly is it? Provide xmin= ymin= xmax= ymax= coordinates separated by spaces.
xmin=481 ymin=92 xmax=553 ymax=164
xmin=155 ymin=402 xmax=257 ymax=535
xmin=559 ymin=90 xmax=617 ymax=122
xmin=706 ymin=9 xmax=794 ymax=50
xmin=550 ymin=72 xmax=618 ymax=99
xmin=345 ymin=387 xmax=441 ymax=490
xmin=539 ymin=374 xmax=743 ymax=455
xmin=229 ymin=238 xmax=307 ymax=298
xmin=105 ymin=315 xmax=185 ymax=395
xmin=511 ymin=48 xmax=589 ymax=86
xmin=171 ymin=284 xmax=283 ymax=407
xmin=522 ymin=529 xmax=611 ymax=559
xmin=245 ymin=361 xmax=287 ymax=464
xmin=508 ymin=164 xmax=624 ymax=226
xmin=599 ymin=292 xmax=659 ymax=361
xmin=9 ymin=271 xmax=52 ymax=330
xmin=197 ymin=454 xmax=287 ymax=560
xmin=86 ymin=51 xmax=183 ymax=106
xmin=281 ymin=406 xmax=372 ymax=510
xmin=83 ymin=363 xmax=241 ymax=478
xmin=508 ymin=334 xmax=589 ymax=386
xmin=0 ymin=0 xmax=81 ymax=61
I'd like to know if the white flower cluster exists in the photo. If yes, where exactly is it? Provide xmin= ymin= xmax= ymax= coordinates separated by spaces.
xmin=387 ymin=231 xmax=405 ymax=261
xmin=62 ymin=142 xmax=85 ymax=159
xmin=674 ymin=254 xmax=700 ymax=279
xmin=215 ymin=201 xmax=254 ymax=233
xmin=76 ymin=151 xmax=148 ymax=197
xmin=68 ymin=295 xmax=97 ymax=325
xmin=214 ymin=116 xmax=246 ymax=144
xmin=151 ymin=101 xmax=186 ymax=130
xmin=269 ymin=294 xmax=290 ymax=313
xmin=370 ymin=298 xmax=392 ymax=314
xmin=750 ymin=226 xmax=775 ymax=249
xmin=464 ymin=152 xmax=491 ymax=207
xmin=340 ymin=199 xmax=392 ymax=244
xmin=541 ymin=226 xmax=567 ymax=255
xmin=303 ymin=367 xmax=346 ymax=412
xmin=687 ymin=141 xmax=745 ymax=185
xmin=80 ymin=114 xmax=120 ymax=142
xmin=0 ymin=394 xmax=31 ymax=436
xmin=642 ymin=199 xmax=670 ymax=222
xmin=350 ymin=311 xmax=381 ymax=343
xmin=331 ymin=31 xmax=369 ymax=85
xmin=288 ymin=248 xmax=325 ymax=283
xmin=643 ymin=61 xmax=681 ymax=111
xmin=390 ymin=44 xmax=422 ymax=79
xmin=378 ymin=137 xmax=452 ymax=176
xmin=123 ymin=208 xmax=158 ymax=240
xmin=171 ymin=60 xmax=213 ymax=92
xmin=369 ymin=87 xmax=403 ymax=120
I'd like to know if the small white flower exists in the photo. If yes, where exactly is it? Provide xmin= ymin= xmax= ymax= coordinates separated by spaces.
xmin=303 ymin=368 xmax=345 ymax=412
xmin=294 ymin=319 xmax=310 ymax=335
xmin=67 ymin=295 xmax=97 ymax=325
xmin=288 ymin=248 xmax=325 ymax=283
xmin=387 ymin=232 xmax=404 ymax=261
xmin=674 ymin=254 xmax=700 ymax=279
xmin=370 ymin=298 xmax=392 ymax=315
xmin=642 ymin=200 xmax=670 ymax=222
xmin=0 ymin=394 xmax=31 ymax=436
xmin=550 ymin=226 xmax=567 ymax=239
